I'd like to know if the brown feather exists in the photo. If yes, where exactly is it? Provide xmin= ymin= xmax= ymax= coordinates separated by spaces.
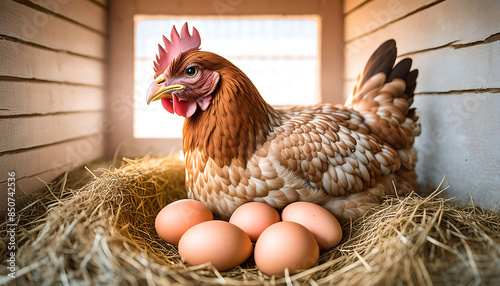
xmin=180 ymin=51 xmax=278 ymax=168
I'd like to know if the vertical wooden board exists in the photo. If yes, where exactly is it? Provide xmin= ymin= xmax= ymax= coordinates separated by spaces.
xmin=0 ymin=112 xmax=105 ymax=153
xmin=343 ymin=79 xmax=357 ymax=101
xmin=344 ymin=0 xmax=436 ymax=41
xmin=320 ymin=0 xmax=344 ymax=104
xmin=0 ymin=0 xmax=105 ymax=59
xmin=344 ymin=0 xmax=500 ymax=78
xmin=0 ymin=81 xmax=105 ymax=116
xmin=0 ymin=40 xmax=105 ymax=86
xmin=28 ymin=0 xmax=107 ymax=33
xmin=343 ymin=0 xmax=369 ymax=14
xmin=413 ymin=93 xmax=500 ymax=209
xmin=107 ymin=0 xmax=135 ymax=156
xmin=0 ymin=135 xmax=105 ymax=210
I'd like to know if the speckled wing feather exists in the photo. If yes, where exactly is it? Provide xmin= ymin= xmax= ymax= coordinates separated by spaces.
xmin=269 ymin=105 xmax=401 ymax=197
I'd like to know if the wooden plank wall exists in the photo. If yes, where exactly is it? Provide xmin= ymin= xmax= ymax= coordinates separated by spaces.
xmin=343 ymin=0 xmax=500 ymax=208
xmin=0 ymin=0 xmax=107 ymax=209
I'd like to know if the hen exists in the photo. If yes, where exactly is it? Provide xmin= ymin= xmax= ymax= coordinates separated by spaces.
xmin=147 ymin=23 xmax=421 ymax=223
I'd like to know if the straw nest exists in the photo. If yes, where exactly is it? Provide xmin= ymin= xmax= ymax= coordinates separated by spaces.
xmin=1 ymin=155 xmax=499 ymax=285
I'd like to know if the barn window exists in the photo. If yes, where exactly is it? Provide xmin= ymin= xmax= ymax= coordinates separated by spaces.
xmin=134 ymin=17 xmax=320 ymax=138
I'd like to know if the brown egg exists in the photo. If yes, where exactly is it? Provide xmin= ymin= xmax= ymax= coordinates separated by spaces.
xmin=282 ymin=201 xmax=342 ymax=249
xmin=254 ymin=221 xmax=319 ymax=276
xmin=178 ymin=220 xmax=253 ymax=271
xmin=155 ymin=199 xmax=213 ymax=245
xmin=229 ymin=202 xmax=280 ymax=242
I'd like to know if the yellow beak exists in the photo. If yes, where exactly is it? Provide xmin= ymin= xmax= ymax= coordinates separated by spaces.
xmin=147 ymin=84 xmax=185 ymax=105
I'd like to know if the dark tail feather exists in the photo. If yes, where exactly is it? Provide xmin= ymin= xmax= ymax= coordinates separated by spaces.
xmin=347 ymin=39 xmax=420 ymax=149
xmin=355 ymin=40 xmax=397 ymax=94
xmin=352 ymin=40 xmax=419 ymax=105
xmin=388 ymin=58 xmax=418 ymax=105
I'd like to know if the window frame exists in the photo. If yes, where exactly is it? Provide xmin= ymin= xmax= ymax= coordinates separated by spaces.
xmin=107 ymin=0 xmax=343 ymax=157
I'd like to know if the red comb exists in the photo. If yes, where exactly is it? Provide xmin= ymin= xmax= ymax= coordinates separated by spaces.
xmin=153 ymin=22 xmax=201 ymax=78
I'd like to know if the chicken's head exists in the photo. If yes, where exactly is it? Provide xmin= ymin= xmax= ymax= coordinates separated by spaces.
xmin=146 ymin=23 xmax=220 ymax=118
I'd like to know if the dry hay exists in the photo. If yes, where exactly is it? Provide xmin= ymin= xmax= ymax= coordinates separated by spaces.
xmin=1 ymin=155 xmax=499 ymax=285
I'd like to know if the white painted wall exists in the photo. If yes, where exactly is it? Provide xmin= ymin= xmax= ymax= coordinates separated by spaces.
xmin=414 ymin=93 xmax=500 ymax=208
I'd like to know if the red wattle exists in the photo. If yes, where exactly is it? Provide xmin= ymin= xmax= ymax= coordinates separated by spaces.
xmin=172 ymin=94 xmax=197 ymax=118
xmin=161 ymin=97 xmax=175 ymax=114
xmin=161 ymin=95 xmax=198 ymax=118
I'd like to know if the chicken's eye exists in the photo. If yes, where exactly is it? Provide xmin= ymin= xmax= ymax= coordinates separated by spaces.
xmin=185 ymin=67 xmax=197 ymax=78
xmin=155 ymin=74 xmax=166 ymax=84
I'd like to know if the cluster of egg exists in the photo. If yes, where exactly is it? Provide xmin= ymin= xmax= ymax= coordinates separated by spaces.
xmin=155 ymin=199 xmax=342 ymax=276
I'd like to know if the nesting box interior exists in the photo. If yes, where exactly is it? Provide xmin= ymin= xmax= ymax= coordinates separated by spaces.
xmin=0 ymin=0 xmax=499 ymax=284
